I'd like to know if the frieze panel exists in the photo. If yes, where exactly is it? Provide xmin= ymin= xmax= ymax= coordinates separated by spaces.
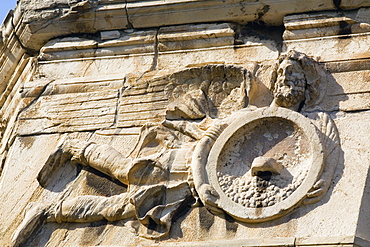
xmin=10 ymin=51 xmax=341 ymax=246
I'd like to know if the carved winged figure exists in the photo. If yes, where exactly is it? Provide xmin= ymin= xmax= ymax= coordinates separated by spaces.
xmin=11 ymin=51 xmax=340 ymax=246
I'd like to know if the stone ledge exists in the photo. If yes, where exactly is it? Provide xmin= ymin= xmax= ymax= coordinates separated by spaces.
xmin=4 ymin=0 xmax=370 ymax=52
xmin=284 ymin=8 xmax=370 ymax=40
xmin=86 ymin=235 xmax=369 ymax=246
xmin=2 ymin=0 xmax=370 ymax=105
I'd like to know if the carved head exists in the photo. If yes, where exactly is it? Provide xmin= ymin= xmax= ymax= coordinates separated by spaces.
xmin=273 ymin=57 xmax=306 ymax=109
xmin=271 ymin=50 xmax=324 ymax=112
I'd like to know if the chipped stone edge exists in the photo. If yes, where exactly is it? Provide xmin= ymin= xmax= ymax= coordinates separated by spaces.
xmin=88 ymin=235 xmax=370 ymax=246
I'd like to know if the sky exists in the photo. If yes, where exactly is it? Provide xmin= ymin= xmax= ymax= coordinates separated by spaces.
xmin=1 ymin=0 xmax=17 ymax=25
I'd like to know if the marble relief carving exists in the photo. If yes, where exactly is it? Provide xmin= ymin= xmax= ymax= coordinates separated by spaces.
xmin=201 ymin=107 xmax=327 ymax=222
xmin=215 ymin=110 xmax=316 ymax=209
xmin=11 ymin=51 xmax=340 ymax=246
xmin=193 ymin=50 xmax=340 ymax=222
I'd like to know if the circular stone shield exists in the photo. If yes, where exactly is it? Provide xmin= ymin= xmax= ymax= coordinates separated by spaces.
xmin=205 ymin=107 xmax=324 ymax=222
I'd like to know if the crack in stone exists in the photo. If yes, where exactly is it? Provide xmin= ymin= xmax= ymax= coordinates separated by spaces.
xmin=255 ymin=4 xmax=270 ymax=24
xmin=10 ymin=12 xmax=38 ymax=57
xmin=333 ymin=0 xmax=342 ymax=10
xmin=18 ymin=80 xmax=55 ymax=117
xmin=112 ymin=85 xmax=124 ymax=128
xmin=124 ymin=0 xmax=134 ymax=29
xmin=150 ymin=28 xmax=159 ymax=71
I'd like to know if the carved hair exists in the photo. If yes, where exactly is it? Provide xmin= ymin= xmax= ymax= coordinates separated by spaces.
xmin=272 ymin=50 xmax=327 ymax=112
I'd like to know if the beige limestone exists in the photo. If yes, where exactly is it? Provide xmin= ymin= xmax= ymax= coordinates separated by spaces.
xmin=1 ymin=1 xmax=370 ymax=247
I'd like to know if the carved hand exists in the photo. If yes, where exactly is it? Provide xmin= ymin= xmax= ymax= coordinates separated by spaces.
xmin=197 ymin=184 xmax=223 ymax=215
xmin=304 ymin=179 xmax=327 ymax=204
xmin=60 ymin=139 xmax=92 ymax=163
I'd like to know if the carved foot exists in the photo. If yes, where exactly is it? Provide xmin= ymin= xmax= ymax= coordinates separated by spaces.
xmin=11 ymin=203 xmax=49 ymax=247
xmin=60 ymin=138 xmax=92 ymax=163
xmin=37 ymin=138 xmax=93 ymax=186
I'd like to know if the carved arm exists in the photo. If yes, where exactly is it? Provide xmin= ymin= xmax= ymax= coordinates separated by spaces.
xmin=61 ymin=139 xmax=132 ymax=185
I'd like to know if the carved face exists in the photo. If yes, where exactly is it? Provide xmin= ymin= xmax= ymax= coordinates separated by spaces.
xmin=273 ymin=59 xmax=306 ymax=109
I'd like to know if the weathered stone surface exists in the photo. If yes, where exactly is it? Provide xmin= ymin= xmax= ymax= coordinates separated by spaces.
xmin=1 ymin=1 xmax=370 ymax=247
xmin=283 ymin=8 xmax=370 ymax=112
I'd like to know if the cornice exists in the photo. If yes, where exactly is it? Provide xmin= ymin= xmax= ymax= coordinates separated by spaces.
xmin=1 ymin=0 xmax=370 ymax=100
xmin=3 ymin=0 xmax=370 ymax=52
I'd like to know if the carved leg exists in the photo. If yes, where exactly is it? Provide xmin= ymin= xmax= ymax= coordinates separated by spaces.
xmin=61 ymin=140 xmax=132 ymax=185
xmin=11 ymin=193 xmax=135 ymax=246
xmin=83 ymin=143 xmax=132 ymax=185
xmin=11 ymin=203 xmax=49 ymax=247
xmin=56 ymin=193 xmax=135 ymax=223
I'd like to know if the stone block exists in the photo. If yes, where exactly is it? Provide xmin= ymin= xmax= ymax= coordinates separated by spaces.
xmin=1 ymin=1 xmax=370 ymax=247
